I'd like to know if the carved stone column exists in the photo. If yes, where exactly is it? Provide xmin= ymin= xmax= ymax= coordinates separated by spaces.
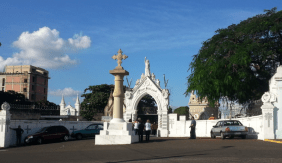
xmin=0 ymin=102 xmax=12 ymax=148
xmin=261 ymin=92 xmax=275 ymax=139
xmin=110 ymin=69 xmax=128 ymax=123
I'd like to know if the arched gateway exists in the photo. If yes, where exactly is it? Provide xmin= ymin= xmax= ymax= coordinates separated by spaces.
xmin=124 ymin=57 xmax=169 ymax=137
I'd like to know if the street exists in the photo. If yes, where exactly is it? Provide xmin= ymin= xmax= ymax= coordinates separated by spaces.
xmin=0 ymin=137 xmax=282 ymax=163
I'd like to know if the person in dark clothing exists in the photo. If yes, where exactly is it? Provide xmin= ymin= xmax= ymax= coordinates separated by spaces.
xmin=10 ymin=125 xmax=24 ymax=146
xmin=189 ymin=117 xmax=196 ymax=139
xmin=138 ymin=120 xmax=145 ymax=142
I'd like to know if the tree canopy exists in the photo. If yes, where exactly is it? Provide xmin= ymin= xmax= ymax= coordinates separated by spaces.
xmin=186 ymin=8 xmax=282 ymax=106
xmin=173 ymin=106 xmax=189 ymax=115
xmin=80 ymin=84 xmax=116 ymax=121
xmin=0 ymin=90 xmax=57 ymax=106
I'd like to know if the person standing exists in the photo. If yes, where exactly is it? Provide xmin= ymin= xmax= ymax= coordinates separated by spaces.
xmin=10 ymin=125 xmax=24 ymax=146
xmin=133 ymin=119 xmax=139 ymax=135
xmin=145 ymin=120 xmax=151 ymax=141
xmin=138 ymin=120 xmax=145 ymax=142
xmin=190 ymin=116 xmax=196 ymax=139
xmin=151 ymin=122 xmax=157 ymax=135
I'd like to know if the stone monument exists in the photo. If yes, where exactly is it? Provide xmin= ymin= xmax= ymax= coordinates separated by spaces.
xmin=0 ymin=102 xmax=12 ymax=148
xmin=95 ymin=49 xmax=138 ymax=145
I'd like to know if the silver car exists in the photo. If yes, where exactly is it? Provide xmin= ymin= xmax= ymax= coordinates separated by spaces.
xmin=210 ymin=120 xmax=248 ymax=139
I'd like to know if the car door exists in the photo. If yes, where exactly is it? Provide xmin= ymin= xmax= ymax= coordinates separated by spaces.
xmin=85 ymin=125 xmax=96 ymax=137
xmin=213 ymin=122 xmax=221 ymax=136
xmin=56 ymin=126 xmax=67 ymax=139
xmin=44 ymin=127 xmax=58 ymax=140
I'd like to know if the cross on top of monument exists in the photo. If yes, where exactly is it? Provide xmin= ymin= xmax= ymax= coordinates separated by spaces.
xmin=112 ymin=49 xmax=128 ymax=70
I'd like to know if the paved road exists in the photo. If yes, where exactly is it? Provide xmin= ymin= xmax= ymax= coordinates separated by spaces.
xmin=1 ymin=137 xmax=282 ymax=163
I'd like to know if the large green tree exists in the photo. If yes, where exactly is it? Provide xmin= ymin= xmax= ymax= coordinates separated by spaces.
xmin=174 ymin=106 xmax=189 ymax=115
xmin=80 ymin=84 xmax=115 ymax=121
xmin=186 ymin=8 xmax=282 ymax=106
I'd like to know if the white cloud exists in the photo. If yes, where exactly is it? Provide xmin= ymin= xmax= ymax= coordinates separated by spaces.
xmin=49 ymin=87 xmax=81 ymax=97
xmin=0 ymin=26 xmax=91 ymax=70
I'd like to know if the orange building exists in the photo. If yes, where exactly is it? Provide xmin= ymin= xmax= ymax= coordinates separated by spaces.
xmin=0 ymin=65 xmax=50 ymax=102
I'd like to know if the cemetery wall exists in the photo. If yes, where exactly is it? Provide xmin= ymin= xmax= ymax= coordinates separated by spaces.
xmin=168 ymin=114 xmax=263 ymax=139
xmin=7 ymin=120 xmax=102 ymax=146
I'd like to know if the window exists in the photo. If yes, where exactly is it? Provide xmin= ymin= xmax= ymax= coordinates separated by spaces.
xmin=2 ymin=87 xmax=4 ymax=91
xmin=32 ymin=85 xmax=35 ymax=91
xmin=23 ymin=88 xmax=27 ymax=92
xmin=32 ymin=76 xmax=36 ymax=82
xmin=44 ymin=88 xmax=46 ymax=93
xmin=24 ymin=79 xmax=27 ymax=83
xmin=97 ymin=125 xmax=103 ymax=130
xmin=44 ymin=79 xmax=47 ymax=85
xmin=31 ymin=94 xmax=35 ymax=100
xmin=2 ymin=78 xmax=5 ymax=86
xmin=87 ymin=125 xmax=97 ymax=130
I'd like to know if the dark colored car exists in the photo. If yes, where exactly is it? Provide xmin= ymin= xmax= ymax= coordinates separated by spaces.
xmin=71 ymin=123 xmax=103 ymax=140
xmin=210 ymin=120 xmax=248 ymax=139
xmin=25 ymin=125 xmax=70 ymax=144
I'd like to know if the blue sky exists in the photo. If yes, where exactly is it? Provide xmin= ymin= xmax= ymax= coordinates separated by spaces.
xmin=0 ymin=0 xmax=281 ymax=109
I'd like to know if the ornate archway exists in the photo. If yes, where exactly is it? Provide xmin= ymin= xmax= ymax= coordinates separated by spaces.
xmin=124 ymin=58 xmax=169 ymax=137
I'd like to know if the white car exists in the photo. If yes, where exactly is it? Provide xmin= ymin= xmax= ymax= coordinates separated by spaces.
xmin=210 ymin=120 xmax=248 ymax=139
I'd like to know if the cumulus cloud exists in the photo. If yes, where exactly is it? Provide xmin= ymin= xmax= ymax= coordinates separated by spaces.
xmin=49 ymin=87 xmax=81 ymax=97
xmin=0 ymin=26 xmax=91 ymax=70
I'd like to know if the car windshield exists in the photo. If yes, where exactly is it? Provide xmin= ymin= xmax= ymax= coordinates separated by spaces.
xmin=223 ymin=121 xmax=242 ymax=126
xmin=36 ymin=127 xmax=47 ymax=133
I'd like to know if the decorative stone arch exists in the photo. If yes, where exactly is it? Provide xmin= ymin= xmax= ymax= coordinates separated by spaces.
xmin=124 ymin=58 xmax=169 ymax=137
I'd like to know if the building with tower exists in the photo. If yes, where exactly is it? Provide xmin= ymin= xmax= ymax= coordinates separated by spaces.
xmin=188 ymin=91 xmax=219 ymax=120
xmin=60 ymin=94 xmax=80 ymax=116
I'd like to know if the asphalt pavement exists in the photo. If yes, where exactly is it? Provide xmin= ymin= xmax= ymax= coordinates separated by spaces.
xmin=1 ymin=137 xmax=282 ymax=163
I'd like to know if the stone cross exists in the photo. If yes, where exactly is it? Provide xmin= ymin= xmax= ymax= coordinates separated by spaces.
xmin=169 ymin=119 xmax=174 ymax=129
xmin=70 ymin=126 xmax=77 ymax=132
xmin=265 ymin=113 xmax=272 ymax=127
xmin=25 ymin=125 xmax=31 ymax=134
xmin=112 ymin=49 xmax=128 ymax=69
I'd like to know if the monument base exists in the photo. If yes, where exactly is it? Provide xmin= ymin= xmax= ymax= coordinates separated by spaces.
xmin=95 ymin=121 xmax=139 ymax=145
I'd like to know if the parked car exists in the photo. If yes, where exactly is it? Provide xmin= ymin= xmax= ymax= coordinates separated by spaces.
xmin=71 ymin=123 xmax=103 ymax=140
xmin=25 ymin=125 xmax=70 ymax=144
xmin=210 ymin=120 xmax=248 ymax=139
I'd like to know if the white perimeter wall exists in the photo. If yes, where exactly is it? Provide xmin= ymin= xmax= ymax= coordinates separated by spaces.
xmin=8 ymin=120 xmax=102 ymax=146
xmin=168 ymin=114 xmax=263 ymax=140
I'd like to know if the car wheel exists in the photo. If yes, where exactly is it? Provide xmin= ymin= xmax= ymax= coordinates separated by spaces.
xmin=221 ymin=132 xmax=225 ymax=140
xmin=63 ymin=135 xmax=69 ymax=141
xmin=211 ymin=132 xmax=216 ymax=139
xmin=37 ymin=138 xmax=43 ymax=144
xmin=76 ymin=134 xmax=82 ymax=140
xmin=241 ymin=135 xmax=246 ymax=139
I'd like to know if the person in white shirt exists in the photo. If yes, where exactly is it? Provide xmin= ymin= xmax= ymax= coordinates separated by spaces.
xmin=145 ymin=119 xmax=151 ymax=141
xmin=134 ymin=119 xmax=139 ymax=135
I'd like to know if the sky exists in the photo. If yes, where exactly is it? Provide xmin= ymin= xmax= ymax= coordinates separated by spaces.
xmin=0 ymin=0 xmax=281 ymax=109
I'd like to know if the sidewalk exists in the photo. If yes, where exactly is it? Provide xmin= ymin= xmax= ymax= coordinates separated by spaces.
xmin=264 ymin=139 xmax=282 ymax=144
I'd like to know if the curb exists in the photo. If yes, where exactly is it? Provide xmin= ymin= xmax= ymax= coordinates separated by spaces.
xmin=264 ymin=139 xmax=282 ymax=144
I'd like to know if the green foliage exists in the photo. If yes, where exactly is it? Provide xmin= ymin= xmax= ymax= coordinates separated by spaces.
xmin=80 ymin=84 xmax=127 ymax=121
xmin=0 ymin=90 xmax=29 ymax=105
xmin=137 ymin=94 xmax=156 ymax=114
xmin=0 ymin=90 xmax=57 ymax=107
xmin=186 ymin=7 xmax=282 ymax=106
xmin=168 ymin=106 xmax=172 ymax=113
xmin=80 ymin=84 xmax=115 ymax=121
xmin=174 ymin=106 xmax=189 ymax=115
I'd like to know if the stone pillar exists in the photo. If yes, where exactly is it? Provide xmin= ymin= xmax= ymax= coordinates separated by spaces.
xmin=275 ymin=78 xmax=282 ymax=138
xmin=261 ymin=92 xmax=275 ymax=139
xmin=95 ymin=49 xmax=138 ymax=145
xmin=0 ymin=102 xmax=12 ymax=148
xmin=110 ymin=69 xmax=128 ymax=123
